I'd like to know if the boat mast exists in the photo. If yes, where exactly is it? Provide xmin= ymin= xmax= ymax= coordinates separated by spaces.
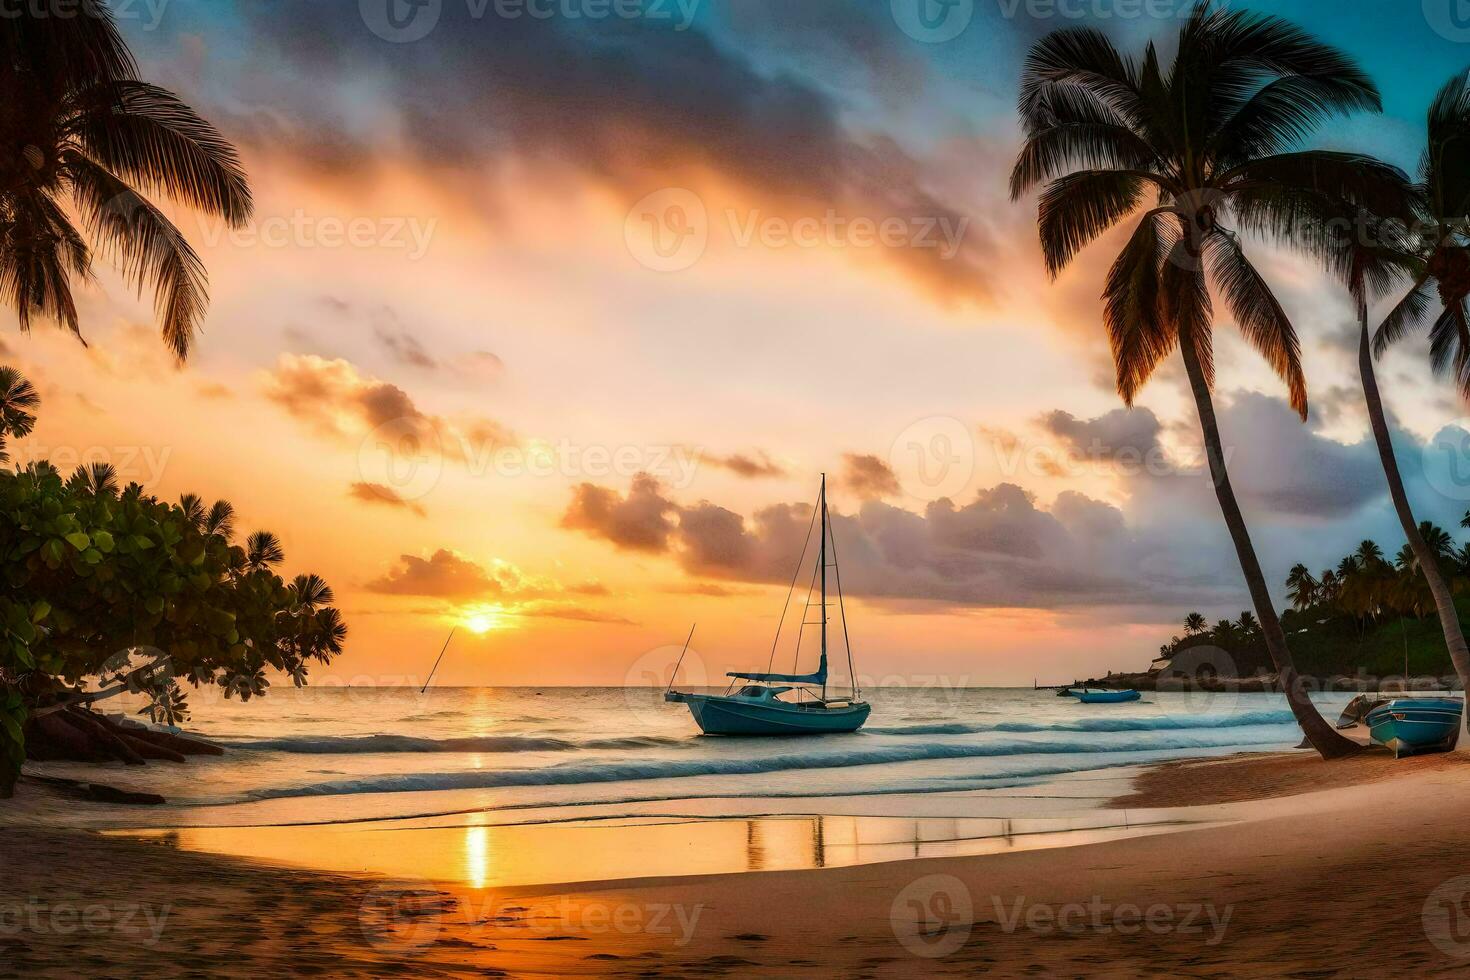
xmin=819 ymin=473 xmax=827 ymax=701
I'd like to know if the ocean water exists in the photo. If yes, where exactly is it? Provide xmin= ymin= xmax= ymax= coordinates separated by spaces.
xmin=38 ymin=686 xmax=1353 ymax=825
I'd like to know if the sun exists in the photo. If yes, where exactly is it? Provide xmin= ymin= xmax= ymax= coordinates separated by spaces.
xmin=461 ymin=606 xmax=505 ymax=636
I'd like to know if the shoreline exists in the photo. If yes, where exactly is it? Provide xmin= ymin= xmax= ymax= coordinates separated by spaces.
xmin=6 ymin=749 xmax=1470 ymax=975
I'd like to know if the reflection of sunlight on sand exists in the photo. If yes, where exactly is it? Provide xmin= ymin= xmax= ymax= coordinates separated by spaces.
xmin=113 ymin=809 xmax=1217 ymax=890
xmin=465 ymin=814 xmax=490 ymax=889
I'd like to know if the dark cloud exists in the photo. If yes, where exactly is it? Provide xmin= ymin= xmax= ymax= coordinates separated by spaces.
xmin=560 ymin=475 xmax=1210 ymax=609
xmin=366 ymin=549 xmax=502 ymax=598
xmin=840 ymin=452 xmax=901 ymax=500
xmin=561 ymin=473 xmax=678 ymax=553
xmin=223 ymin=4 xmax=992 ymax=304
xmin=703 ymin=450 xmax=785 ymax=479
xmin=1205 ymin=391 xmax=1385 ymax=519
xmin=260 ymin=353 xmax=515 ymax=457
xmin=349 ymin=481 xmax=427 ymax=517
xmin=1039 ymin=408 xmax=1163 ymax=462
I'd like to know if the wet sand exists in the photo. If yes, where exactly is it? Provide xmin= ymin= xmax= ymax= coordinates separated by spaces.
xmin=5 ymin=751 xmax=1470 ymax=976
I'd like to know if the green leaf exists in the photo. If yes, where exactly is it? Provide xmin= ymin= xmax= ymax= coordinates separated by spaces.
xmin=92 ymin=530 xmax=115 ymax=553
xmin=64 ymin=531 xmax=90 ymax=551
xmin=30 ymin=601 xmax=49 ymax=623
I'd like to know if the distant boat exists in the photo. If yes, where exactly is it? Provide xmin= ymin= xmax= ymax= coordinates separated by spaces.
xmin=1362 ymin=696 xmax=1462 ymax=757
xmin=1073 ymin=689 xmax=1141 ymax=704
xmin=1057 ymin=688 xmax=1079 ymax=698
xmin=666 ymin=476 xmax=870 ymax=735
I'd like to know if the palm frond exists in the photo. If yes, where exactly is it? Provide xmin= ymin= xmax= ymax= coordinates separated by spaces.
xmin=1018 ymin=28 xmax=1144 ymax=131
xmin=1373 ymin=273 xmax=1437 ymax=356
xmin=179 ymin=492 xmax=206 ymax=530
xmin=1428 ymin=298 xmax=1470 ymax=398
xmin=1212 ymin=75 xmax=1381 ymax=167
xmin=1105 ymin=212 xmax=1176 ymax=405
xmin=1222 ymin=151 xmax=1414 ymax=223
xmin=246 ymin=531 xmax=285 ymax=570
xmin=1160 ymin=237 xmax=1215 ymax=390
xmin=1037 ymin=170 xmax=1146 ymax=276
xmin=1205 ymin=231 xmax=1306 ymax=417
xmin=0 ymin=0 xmax=136 ymax=89
xmin=206 ymin=500 xmax=236 ymax=541
xmin=0 ymin=367 xmax=40 ymax=447
xmin=1423 ymin=69 xmax=1470 ymax=217
xmin=63 ymin=151 xmax=208 ymax=359
xmin=68 ymin=81 xmax=253 ymax=225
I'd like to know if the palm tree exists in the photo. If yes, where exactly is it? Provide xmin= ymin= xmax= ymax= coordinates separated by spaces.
xmin=0 ymin=3 xmax=252 ymax=358
xmin=245 ymin=530 xmax=285 ymax=571
xmin=65 ymin=460 xmax=118 ymax=497
xmin=1236 ymin=610 xmax=1259 ymax=637
xmin=1418 ymin=521 xmax=1454 ymax=561
xmin=1354 ymin=540 xmax=1385 ymax=568
xmin=1011 ymin=4 xmax=1401 ymax=756
xmin=1184 ymin=611 xmax=1207 ymax=635
xmin=1285 ymin=563 xmax=1319 ymax=610
xmin=1350 ymin=70 xmax=1470 ymax=743
xmin=0 ymin=366 xmax=38 ymax=462
xmin=1318 ymin=569 xmax=1342 ymax=606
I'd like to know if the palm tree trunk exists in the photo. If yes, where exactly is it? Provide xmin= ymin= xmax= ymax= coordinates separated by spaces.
xmin=1358 ymin=309 xmax=1470 ymax=751
xmin=1179 ymin=336 xmax=1359 ymax=758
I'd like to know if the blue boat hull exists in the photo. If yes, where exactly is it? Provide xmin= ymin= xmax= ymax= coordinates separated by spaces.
xmin=1366 ymin=698 xmax=1462 ymax=757
xmin=678 ymin=694 xmax=871 ymax=735
xmin=1074 ymin=689 xmax=1141 ymax=704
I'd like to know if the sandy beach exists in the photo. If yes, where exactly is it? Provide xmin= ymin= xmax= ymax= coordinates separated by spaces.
xmin=5 ymin=749 xmax=1470 ymax=978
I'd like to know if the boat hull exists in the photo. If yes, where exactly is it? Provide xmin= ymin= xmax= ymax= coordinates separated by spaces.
xmin=1074 ymin=689 xmax=1141 ymax=704
xmin=1365 ymin=698 xmax=1462 ymax=757
xmin=677 ymin=694 xmax=871 ymax=735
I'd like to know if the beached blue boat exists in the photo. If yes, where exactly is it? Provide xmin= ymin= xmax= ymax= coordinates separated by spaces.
xmin=1364 ymin=697 xmax=1462 ymax=757
xmin=1073 ymin=689 xmax=1141 ymax=704
xmin=665 ymin=476 xmax=869 ymax=736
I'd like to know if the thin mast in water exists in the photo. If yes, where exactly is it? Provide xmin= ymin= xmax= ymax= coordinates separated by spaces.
xmin=819 ymin=473 xmax=828 ymax=702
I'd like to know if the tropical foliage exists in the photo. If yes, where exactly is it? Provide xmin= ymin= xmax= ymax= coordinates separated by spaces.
xmin=0 ymin=373 xmax=344 ymax=797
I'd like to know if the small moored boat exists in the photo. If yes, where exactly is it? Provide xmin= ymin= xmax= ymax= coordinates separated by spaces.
xmin=665 ymin=476 xmax=870 ymax=736
xmin=1073 ymin=689 xmax=1141 ymax=704
xmin=1363 ymin=696 xmax=1462 ymax=757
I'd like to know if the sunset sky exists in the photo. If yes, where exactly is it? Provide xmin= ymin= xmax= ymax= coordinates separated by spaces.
xmin=10 ymin=0 xmax=1470 ymax=687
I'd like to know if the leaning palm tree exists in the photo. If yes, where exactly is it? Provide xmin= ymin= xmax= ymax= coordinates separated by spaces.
xmin=1011 ymin=4 xmax=1405 ymax=755
xmin=1335 ymin=72 xmax=1470 ymax=747
xmin=0 ymin=366 xmax=39 ymax=462
xmin=0 ymin=2 xmax=251 ymax=358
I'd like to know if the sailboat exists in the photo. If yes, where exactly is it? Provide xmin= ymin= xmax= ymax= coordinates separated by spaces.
xmin=665 ymin=475 xmax=871 ymax=735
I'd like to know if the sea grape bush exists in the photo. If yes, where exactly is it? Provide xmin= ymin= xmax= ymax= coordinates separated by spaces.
xmin=0 ymin=429 xmax=346 ymax=796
